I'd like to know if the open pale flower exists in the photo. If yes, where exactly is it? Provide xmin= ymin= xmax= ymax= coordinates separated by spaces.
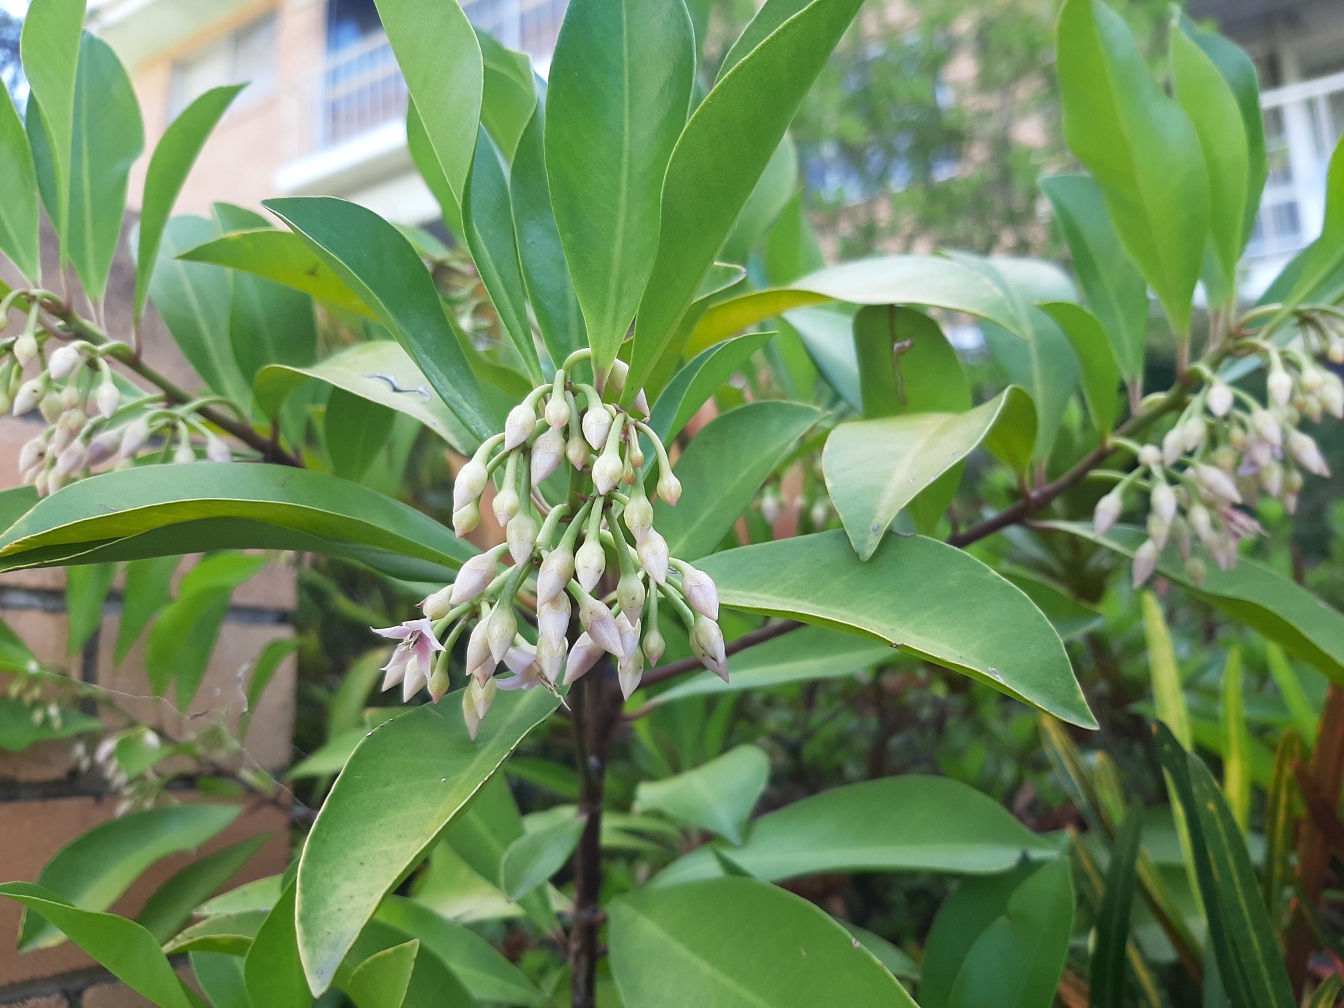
xmin=373 ymin=618 xmax=445 ymax=697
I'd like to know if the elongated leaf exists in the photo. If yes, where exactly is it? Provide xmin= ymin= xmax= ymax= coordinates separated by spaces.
xmin=1262 ymin=730 xmax=1300 ymax=935
xmin=499 ymin=812 xmax=585 ymax=900
xmin=20 ymin=803 xmax=239 ymax=951
xmin=296 ymin=690 xmax=559 ymax=993
xmin=722 ymin=135 xmax=798 ymax=265
xmin=824 ymin=388 xmax=1032 ymax=559
xmin=476 ymin=30 xmax=534 ymax=161
xmin=654 ymin=775 xmax=1057 ymax=886
xmin=1265 ymin=643 xmax=1318 ymax=746
xmin=191 ymin=952 xmax=249 ymax=1008
xmin=649 ymin=333 xmax=772 ymax=444
xmin=1057 ymin=0 xmax=1208 ymax=337
xmin=137 ymin=834 xmax=269 ymax=944
xmin=611 ymin=876 xmax=917 ymax=1008
xmin=245 ymin=883 xmax=312 ymax=1008
xmin=1038 ymin=301 xmax=1120 ymax=434
xmin=659 ymin=401 xmax=821 ymax=560
xmin=1221 ymin=648 xmax=1251 ymax=830
xmin=0 ymin=883 xmax=196 ymax=1008
xmin=116 ymin=555 xmax=180 ymax=663
xmin=546 ymin=0 xmax=694 ymax=377
xmin=1271 ymin=138 xmax=1344 ymax=324
xmin=0 ymin=696 xmax=99 ymax=750
xmin=343 ymin=919 xmax=476 ymax=1008
xmin=688 ymin=288 xmax=831 ymax=354
xmin=627 ymin=0 xmax=865 ymax=397
xmin=265 ymin=197 xmax=499 ymax=445
xmin=0 ymin=88 xmax=40 ymax=281
xmin=372 ymin=0 xmax=480 ymax=203
xmin=765 ymin=189 xmax=826 ymax=286
xmin=698 ymin=531 xmax=1094 ymax=726
xmin=345 ymin=940 xmax=417 ymax=1008
xmin=1041 ymin=175 xmax=1147 ymax=382
xmin=21 ymin=0 xmax=84 ymax=242
xmin=64 ymin=560 xmax=115 ymax=655
xmin=135 ymin=86 xmax=243 ymax=321
xmin=146 ymin=586 xmax=230 ymax=703
xmin=636 ymin=744 xmax=768 ymax=845
xmin=165 ymin=908 xmax=267 ymax=955
xmin=1092 ymin=810 xmax=1143 ymax=1008
xmin=981 ymin=314 xmax=1078 ymax=463
xmin=1141 ymin=591 xmax=1192 ymax=749
xmin=325 ymin=389 xmax=396 ymax=483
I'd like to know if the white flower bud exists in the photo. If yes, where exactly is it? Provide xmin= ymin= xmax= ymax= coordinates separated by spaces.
xmin=538 ymin=592 xmax=571 ymax=651
xmin=1302 ymin=366 xmax=1324 ymax=394
xmin=530 ymin=426 xmax=564 ymax=486
xmin=1170 ymin=514 xmax=1192 ymax=560
xmin=428 ymin=663 xmax=451 ymax=703
xmin=32 ymin=468 xmax=48 ymax=494
xmin=1188 ymin=502 xmax=1213 ymax=544
xmin=537 ymin=545 xmax=575 ymax=607
xmin=564 ymin=632 xmax=603 ymax=685
xmin=643 ymin=623 xmax=666 ymax=665
xmin=577 ymin=592 xmax=623 ymax=656
xmin=449 ymin=545 xmax=506 ymax=606
xmin=503 ymin=642 xmax=539 ymax=679
xmin=1250 ymin=408 xmax=1282 ymax=447
xmin=538 ymin=634 xmax=566 ymax=682
xmin=761 ymin=488 xmax=781 ymax=524
xmin=1139 ymin=443 xmax=1163 ymax=468
xmin=617 ymin=569 xmax=645 ymax=619
xmin=1321 ymin=372 xmax=1344 ymax=418
xmin=492 ymin=483 xmax=521 ymax=524
xmin=506 ymin=510 xmax=539 ymax=565
xmin=623 ymin=492 xmax=654 ymax=543
xmin=616 ymin=610 xmax=640 ymax=661
xmin=567 ymin=432 xmax=590 ymax=469
xmin=1147 ymin=511 xmax=1169 ymax=551
xmin=1261 ymin=460 xmax=1284 ymax=497
xmin=1131 ymin=539 xmax=1159 ymax=588
xmin=453 ymin=500 xmax=481 ymax=537
xmin=1185 ymin=556 xmax=1207 ymax=587
xmin=810 ymin=501 xmax=829 ymax=528
xmin=1151 ymin=482 xmax=1177 ymax=524
xmin=422 ymin=585 xmax=455 ymax=620
xmin=1288 ymin=430 xmax=1330 ymax=477
xmin=657 ymin=470 xmax=682 ymax=506
xmin=1182 ymin=416 xmax=1206 ymax=453
xmin=47 ymin=345 xmax=82 ymax=380
xmin=1161 ymin=428 xmax=1184 ymax=466
xmin=12 ymin=377 xmax=43 ymax=416
xmin=1092 ymin=490 xmax=1123 ymax=536
xmin=119 ymin=417 xmax=150 ymax=458
xmin=46 ymin=468 xmax=65 ymax=494
xmin=575 ymin=536 xmax=606 ymax=591
xmin=690 ymin=615 xmax=729 ymax=681
xmin=592 ymin=450 xmax=623 ymax=495
xmin=545 ymin=393 xmax=571 ymax=430
xmin=54 ymin=441 xmax=85 ymax=477
xmin=60 ymin=380 xmax=81 ymax=410
xmin=485 ymin=603 xmax=518 ymax=663
xmin=205 ymin=434 xmax=231 ymax=464
xmin=681 ymin=565 xmax=719 ymax=620
xmin=1195 ymin=464 xmax=1241 ymax=504
xmin=466 ymin=609 xmax=495 ymax=681
xmin=504 ymin=401 xmax=537 ymax=450
xmin=13 ymin=331 xmax=38 ymax=366
xmin=39 ymin=390 xmax=62 ymax=423
xmin=1268 ymin=366 xmax=1293 ymax=407
xmin=50 ymin=426 xmax=73 ymax=455
xmin=463 ymin=677 xmax=497 ymax=739
xmin=582 ymin=407 xmax=612 ymax=451
xmin=17 ymin=435 xmax=46 ymax=477
xmin=453 ymin=457 xmax=488 ymax=511
xmin=618 ymin=646 xmax=644 ymax=700
xmin=173 ymin=441 xmax=196 ymax=465
xmin=637 ymin=528 xmax=669 ymax=585
xmin=1207 ymin=380 xmax=1233 ymax=417
xmin=95 ymin=380 xmax=119 ymax=420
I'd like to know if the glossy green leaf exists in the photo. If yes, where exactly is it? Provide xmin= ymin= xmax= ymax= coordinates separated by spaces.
xmin=199 ymin=877 xmax=283 ymax=916
xmin=134 ymin=85 xmax=243 ymax=320
xmin=610 ymin=876 xmax=917 ymax=1008
xmin=1057 ymin=0 xmax=1208 ymax=337
xmin=510 ymin=100 xmax=584 ymax=364
xmin=0 ymin=883 xmax=197 ymax=1008
xmin=636 ymin=744 xmax=768 ymax=845
xmin=164 ymin=909 xmax=268 ymax=955
xmin=245 ymin=883 xmax=312 ymax=1008
xmin=842 ymin=922 xmax=920 ymax=981
xmin=345 ymin=939 xmax=417 ymax=1008
xmin=137 ymin=834 xmax=269 ymax=944
xmin=243 ymin=637 xmax=303 ymax=739
xmin=627 ymin=0 xmax=865 ymax=397
xmin=698 ymin=531 xmax=1094 ymax=727
xmin=1265 ymin=643 xmax=1317 ymax=746
xmin=546 ymin=0 xmax=694 ymax=378
xmin=265 ymin=196 xmax=499 ymax=445
xmin=1037 ymin=301 xmax=1120 ymax=434
xmin=20 ymin=0 xmax=84 ymax=242
xmin=1041 ymin=174 xmax=1148 ymax=382
xmin=721 ymin=134 xmax=798 ymax=266
xmin=296 ymin=690 xmax=559 ymax=993
xmin=0 ymin=88 xmax=40 ymax=281
xmin=476 ymin=30 xmax=534 ymax=161
xmin=1003 ymin=573 xmax=1103 ymax=641
xmin=1270 ymin=138 xmax=1344 ymax=324
xmin=499 ymin=811 xmax=585 ymax=900
xmin=0 ymin=696 xmax=99 ymax=750
xmin=325 ymin=389 xmax=396 ymax=484
xmin=649 ymin=333 xmax=772 ymax=444
xmin=64 ymin=560 xmax=115 ymax=655
xmin=824 ymin=388 xmax=1032 ymax=559
xmin=1092 ymin=810 xmax=1143 ymax=1008
xmin=376 ymin=896 xmax=546 ymax=1007
xmin=372 ymin=0 xmax=480 ymax=203
xmin=342 ymin=920 xmax=473 ymax=1008
xmin=655 ymin=776 xmax=1057 ymax=886
xmin=406 ymin=99 xmax=461 ymax=235
xmin=687 ymin=288 xmax=831 ymax=355
xmin=462 ymin=127 xmax=541 ymax=382
xmin=178 ymin=228 xmax=375 ymax=318
xmin=0 ymin=464 xmax=473 ymax=580
xmin=1152 ymin=722 xmax=1294 ymax=1008
xmin=981 ymin=313 xmax=1078 ymax=464
xmin=1221 ymin=648 xmax=1252 ymax=830
xmin=20 ymin=803 xmax=239 ymax=951
xmin=765 ymin=189 xmax=826 ymax=287
xmin=1141 ymin=590 xmax=1192 ymax=749
xmin=649 ymin=625 xmax=890 ymax=705
xmin=191 ymin=952 xmax=249 ymax=1008
xmin=115 ymin=555 xmax=180 ymax=663
xmin=146 ymin=585 xmax=230 ymax=704
xmin=659 ymin=401 xmax=822 ymax=560
xmin=944 ymin=859 xmax=1074 ymax=1008
xmin=1171 ymin=21 xmax=1248 ymax=305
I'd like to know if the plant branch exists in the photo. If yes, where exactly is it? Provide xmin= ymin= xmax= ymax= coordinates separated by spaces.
xmin=627 ymin=620 xmax=806 ymax=713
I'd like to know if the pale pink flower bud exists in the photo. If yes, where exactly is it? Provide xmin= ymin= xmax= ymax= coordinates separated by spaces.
xmin=1195 ymin=464 xmax=1241 ymax=504
xmin=503 ymin=642 xmax=539 ymax=679
xmin=1147 ymin=512 xmax=1169 ymax=551
xmin=506 ymin=511 xmax=538 ymax=565
xmin=545 ymin=393 xmax=571 ymax=429
xmin=1321 ymin=372 xmax=1344 ymax=418
xmin=567 ymin=432 xmax=590 ymax=469
xmin=119 ymin=417 xmax=150 ymax=458
xmin=618 ymin=646 xmax=644 ymax=700
xmin=13 ymin=331 xmax=38 ymax=367
xmin=583 ymin=407 xmax=612 ymax=451
xmin=537 ymin=545 xmax=575 ymax=606
xmin=463 ymin=676 xmax=497 ymax=739
xmin=577 ymin=591 xmax=623 ymax=656
xmin=17 ymin=435 xmax=46 ymax=477
xmin=1268 ymin=366 xmax=1293 ymax=407
xmin=1170 ymin=514 xmax=1192 ymax=560
xmin=12 ymin=377 xmax=43 ymax=416
xmin=1184 ymin=556 xmax=1207 ymax=587
xmin=60 ymin=381 xmax=81 ymax=410
xmin=1182 ymin=416 xmax=1206 ymax=453
xmin=1188 ymin=502 xmax=1213 ymax=544
xmin=637 ymin=529 xmax=669 ymax=585
xmin=616 ymin=610 xmax=640 ymax=661
xmin=538 ymin=592 xmax=571 ymax=650
xmin=1093 ymin=490 xmax=1123 ymax=536
xmin=657 ymin=470 xmax=682 ymax=506
xmin=485 ymin=604 xmax=517 ymax=663
xmin=1260 ymin=460 xmax=1284 ymax=497
xmin=564 ymin=632 xmax=603 ymax=685
xmin=504 ymin=401 xmax=537 ymax=450
xmin=205 ymin=434 xmax=231 ymax=464
xmin=575 ymin=537 xmax=606 ymax=591
xmin=1301 ymin=366 xmax=1324 ymax=395
xmin=616 ymin=570 xmax=646 ymax=620
xmin=173 ymin=441 xmax=197 ymax=465
xmin=681 ymin=566 xmax=719 ymax=620
xmin=1161 ymin=428 xmax=1184 ymax=466
xmin=530 ymin=427 xmax=564 ymax=485
xmin=422 ymin=585 xmax=455 ymax=620
xmin=95 ymin=380 xmax=119 ymax=420
xmin=1207 ymin=380 xmax=1233 ymax=417
xmin=624 ymin=493 xmax=654 ymax=542
xmin=1139 ymin=443 xmax=1162 ymax=468
xmin=761 ymin=488 xmax=781 ymax=524
xmin=39 ymin=390 xmax=62 ymax=423
xmin=33 ymin=469 xmax=48 ymax=494
xmin=592 ymin=450 xmax=622 ymax=495
xmin=1131 ymin=539 xmax=1159 ymax=588
xmin=1250 ymin=408 xmax=1282 ymax=448
xmin=449 ymin=544 xmax=507 ymax=606
xmin=690 ymin=615 xmax=729 ymax=682
xmin=46 ymin=345 xmax=82 ymax=380
xmin=538 ymin=634 xmax=566 ymax=682
xmin=1288 ymin=430 xmax=1329 ymax=476
xmin=492 ymin=483 xmax=520 ymax=524
xmin=643 ymin=624 xmax=666 ymax=665
xmin=1151 ymin=482 xmax=1177 ymax=524
xmin=453 ymin=457 xmax=488 ymax=511
xmin=54 ymin=441 xmax=85 ymax=477
xmin=466 ymin=610 xmax=495 ymax=682
xmin=453 ymin=500 xmax=481 ymax=537
xmin=50 ymin=425 xmax=73 ymax=455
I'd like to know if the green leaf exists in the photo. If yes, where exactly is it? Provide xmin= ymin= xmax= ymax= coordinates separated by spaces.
xmin=1003 ymin=573 xmax=1103 ymax=641
xmin=1221 ymin=648 xmax=1252 ymax=830
xmin=499 ymin=811 xmax=585 ymax=901
xmin=697 ymin=531 xmax=1094 ymax=727
xmin=64 ymin=561 xmax=115 ymax=655
xmin=243 ymin=637 xmax=303 ymax=738
xmin=636 ymin=744 xmax=768 ymax=845
xmin=325 ymin=389 xmax=396 ymax=484
xmin=245 ymin=883 xmax=313 ymax=1008
xmin=0 ymin=883 xmax=196 ymax=1008
xmin=610 ymin=876 xmax=917 ymax=1008
xmin=165 ymin=908 xmax=268 ymax=955
xmin=687 ymin=288 xmax=831 ymax=355
xmin=476 ymin=29 xmax=535 ymax=161
xmin=376 ymin=896 xmax=546 ymax=1007
xmin=765 ymin=189 xmax=826 ymax=286
xmin=980 ymin=313 xmax=1077 ymax=463
xmin=658 ymin=401 xmax=822 ymax=560
xmin=824 ymin=388 xmax=1033 ymax=559
xmin=546 ymin=0 xmax=694 ymax=378
xmin=654 ymin=776 xmax=1057 ymax=886
xmin=1037 ymin=301 xmax=1120 ymax=434
xmin=1269 ymin=138 xmax=1344 ymax=325
xmin=20 ymin=0 xmax=85 ymax=243
xmin=1140 ymin=590 xmax=1192 ymax=749
xmin=0 ymin=464 xmax=473 ymax=581
xmin=191 ymin=952 xmax=249 ymax=1008
xmin=20 ymin=803 xmax=239 ymax=951
xmin=841 ymin=922 xmax=920 ymax=980
xmin=116 ymin=555 xmax=180 ymax=663
xmin=342 ymin=920 xmax=473 ymax=1008
xmin=296 ymin=690 xmax=559 ymax=993
xmin=178 ymin=228 xmax=375 ymax=318
xmin=510 ymin=100 xmax=584 ymax=364
xmin=1056 ymin=0 xmax=1208 ymax=337
xmin=627 ymin=0 xmax=865 ymax=397
xmin=649 ymin=333 xmax=772 ymax=445
xmin=0 ymin=696 xmax=99 ymax=750
xmin=944 ymin=859 xmax=1074 ymax=1008
xmin=0 ymin=88 xmax=41 ymax=282
xmin=345 ymin=939 xmax=418 ymax=1008
xmin=372 ymin=0 xmax=480 ymax=204
xmin=1152 ymin=722 xmax=1295 ymax=1008
xmin=1265 ymin=642 xmax=1318 ymax=746
xmin=1041 ymin=174 xmax=1148 ymax=383
xmin=264 ymin=196 xmax=499 ymax=446
xmin=1091 ymin=810 xmax=1142 ymax=1008
xmin=135 ymin=86 xmax=243 ymax=320
xmin=200 ymin=877 xmax=283 ymax=916
xmin=722 ymin=136 xmax=798 ymax=266
xmin=137 ymin=834 xmax=270 ymax=944
xmin=462 ymin=127 xmax=542 ymax=382
xmin=1171 ymin=19 xmax=1248 ymax=306
xmin=146 ymin=586 xmax=230 ymax=703
xmin=151 ymin=215 xmax=250 ymax=404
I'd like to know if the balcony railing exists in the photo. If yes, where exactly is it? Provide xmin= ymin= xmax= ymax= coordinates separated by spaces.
xmin=1247 ymin=69 xmax=1344 ymax=260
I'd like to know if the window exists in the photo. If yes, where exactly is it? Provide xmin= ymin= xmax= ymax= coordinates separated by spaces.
xmin=169 ymin=15 xmax=278 ymax=118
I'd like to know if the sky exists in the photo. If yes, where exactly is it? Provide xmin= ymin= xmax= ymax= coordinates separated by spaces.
xmin=1 ymin=0 xmax=27 ymax=15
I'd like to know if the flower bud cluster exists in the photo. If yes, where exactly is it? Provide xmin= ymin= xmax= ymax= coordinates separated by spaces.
xmin=1094 ymin=347 xmax=1339 ymax=588
xmin=371 ymin=353 xmax=726 ymax=738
